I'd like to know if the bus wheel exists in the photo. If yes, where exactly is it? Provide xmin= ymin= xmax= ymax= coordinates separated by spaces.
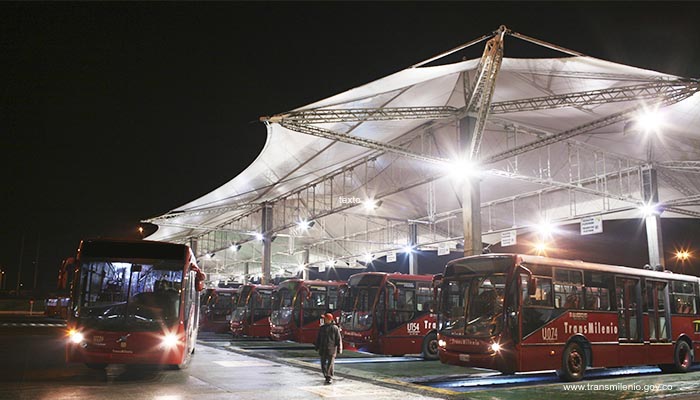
xmin=557 ymin=342 xmax=586 ymax=382
xmin=672 ymin=341 xmax=692 ymax=373
xmin=85 ymin=363 xmax=107 ymax=370
xmin=422 ymin=332 xmax=439 ymax=360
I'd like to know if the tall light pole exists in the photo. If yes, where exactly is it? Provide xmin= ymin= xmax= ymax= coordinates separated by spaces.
xmin=16 ymin=231 xmax=25 ymax=295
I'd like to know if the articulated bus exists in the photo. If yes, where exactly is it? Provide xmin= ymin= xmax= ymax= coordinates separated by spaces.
xmin=230 ymin=283 xmax=275 ymax=338
xmin=270 ymin=279 xmax=345 ymax=343
xmin=200 ymin=287 xmax=240 ymax=333
xmin=435 ymin=253 xmax=700 ymax=381
xmin=65 ymin=239 xmax=206 ymax=369
xmin=341 ymin=272 xmax=438 ymax=359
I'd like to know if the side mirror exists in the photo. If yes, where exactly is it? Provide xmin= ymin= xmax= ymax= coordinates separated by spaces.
xmin=191 ymin=264 xmax=207 ymax=292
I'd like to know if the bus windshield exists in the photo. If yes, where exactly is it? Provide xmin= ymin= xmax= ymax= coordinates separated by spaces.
xmin=75 ymin=261 xmax=183 ymax=331
xmin=211 ymin=292 xmax=236 ymax=310
xmin=270 ymin=285 xmax=295 ymax=326
xmin=442 ymin=274 xmax=506 ymax=337
xmin=343 ymin=284 xmax=380 ymax=331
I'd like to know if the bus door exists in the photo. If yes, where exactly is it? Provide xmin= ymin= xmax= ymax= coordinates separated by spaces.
xmin=376 ymin=286 xmax=387 ymax=336
xmin=645 ymin=280 xmax=671 ymax=362
xmin=616 ymin=277 xmax=644 ymax=364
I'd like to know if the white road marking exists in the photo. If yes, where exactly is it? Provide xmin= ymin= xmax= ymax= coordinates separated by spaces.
xmin=212 ymin=360 xmax=273 ymax=367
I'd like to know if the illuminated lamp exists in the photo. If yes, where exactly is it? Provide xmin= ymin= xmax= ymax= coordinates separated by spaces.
xmin=363 ymin=198 xmax=383 ymax=211
xmin=446 ymin=157 xmax=480 ymax=181
xmin=533 ymin=242 xmax=547 ymax=254
xmin=639 ymin=203 xmax=660 ymax=217
xmin=297 ymin=219 xmax=315 ymax=230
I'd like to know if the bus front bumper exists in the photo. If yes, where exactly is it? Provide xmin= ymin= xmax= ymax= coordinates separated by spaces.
xmin=440 ymin=347 xmax=497 ymax=366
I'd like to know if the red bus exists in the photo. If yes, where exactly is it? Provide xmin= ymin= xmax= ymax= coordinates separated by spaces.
xmin=200 ymin=287 xmax=240 ymax=333
xmin=64 ymin=239 xmax=206 ymax=369
xmin=435 ymin=253 xmax=700 ymax=381
xmin=340 ymin=272 xmax=438 ymax=359
xmin=270 ymin=279 xmax=345 ymax=343
xmin=230 ymin=283 xmax=275 ymax=338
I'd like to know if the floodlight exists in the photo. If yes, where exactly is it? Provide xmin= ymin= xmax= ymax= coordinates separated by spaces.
xmin=446 ymin=157 xmax=479 ymax=181
xmin=535 ymin=221 xmax=555 ymax=237
xmin=297 ymin=219 xmax=315 ymax=230
xmin=635 ymin=108 xmax=664 ymax=135
xmin=639 ymin=203 xmax=660 ymax=217
xmin=363 ymin=198 xmax=383 ymax=211
xmin=230 ymin=243 xmax=241 ymax=252
xmin=254 ymin=232 xmax=264 ymax=241
xmin=675 ymin=250 xmax=691 ymax=261
xmin=533 ymin=242 xmax=547 ymax=254
xmin=403 ymin=245 xmax=414 ymax=254
xmin=362 ymin=253 xmax=373 ymax=263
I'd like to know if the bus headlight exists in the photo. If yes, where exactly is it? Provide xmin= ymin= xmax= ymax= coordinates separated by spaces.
xmin=490 ymin=342 xmax=501 ymax=353
xmin=69 ymin=330 xmax=84 ymax=344
xmin=438 ymin=339 xmax=446 ymax=347
xmin=161 ymin=333 xmax=179 ymax=348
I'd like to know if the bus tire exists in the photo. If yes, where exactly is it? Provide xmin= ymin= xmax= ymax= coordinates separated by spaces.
xmin=668 ymin=340 xmax=692 ymax=373
xmin=557 ymin=342 xmax=586 ymax=382
xmin=85 ymin=363 xmax=107 ymax=370
xmin=422 ymin=332 xmax=439 ymax=360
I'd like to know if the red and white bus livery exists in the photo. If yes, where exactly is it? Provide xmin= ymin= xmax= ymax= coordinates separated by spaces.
xmin=436 ymin=254 xmax=700 ymax=381
xmin=200 ymin=287 xmax=240 ymax=333
xmin=230 ymin=283 xmax=275 ymax=338
xmin=65 ymin=239 xmax=206 ymax=369
xmin=340 ymin=272 xmax=438 ymax=359
xmin=270 ymin=279 xmax=345 ymax=343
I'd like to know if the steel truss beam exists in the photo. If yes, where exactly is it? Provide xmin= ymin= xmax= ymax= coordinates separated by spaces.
xmin=489 ymin=81 xmax=698 ymax=114
xmin=485 ymin=89 xmax=697 ymax=164
xmin=464 ymin=25 xmax=506 ymax=159
xmin=262 ymin=81 xmax=698 ymax=125
xmin=264 ymin=106 xmax=458 ymax=124
xmin=658 ymin=161 xmax=700 ymax=171
xmin=486 ymin=169 xmax=642 ymax=205
xmin=279 ymin=121 xmax=450 ymax=165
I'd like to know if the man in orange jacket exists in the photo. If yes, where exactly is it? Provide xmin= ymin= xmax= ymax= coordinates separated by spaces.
xmin=314 ymin=313 xmax=342 ymax=384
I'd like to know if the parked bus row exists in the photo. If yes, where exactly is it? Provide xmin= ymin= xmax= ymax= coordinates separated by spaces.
xmin=60 ymin=239 xmax=700 ymax=382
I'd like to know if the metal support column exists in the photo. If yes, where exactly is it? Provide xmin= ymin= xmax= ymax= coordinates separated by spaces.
xmin=261 ymin=203 xmax=274 ymax=284
xmin=460 ymin=116 xmax=482 ymax=257
xmin=462 ymin=176 xmax=482 ymax=256
xmin=189 ymin=238 xmax=198 ymax=259
xmin=302 ymin=248 xmax=310 ymax=280
xmin=408 ymin=223 xmax=418 ymax=274
xmin=641 ymin=166 xmax=665 ymax=270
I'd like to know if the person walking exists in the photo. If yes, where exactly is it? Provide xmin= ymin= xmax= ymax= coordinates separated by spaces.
xmin=315 ymin=313 xmax=342 ymax=384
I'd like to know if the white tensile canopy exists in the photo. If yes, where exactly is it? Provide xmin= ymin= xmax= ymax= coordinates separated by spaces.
xmin=146 ymin=27 xmax=700 ymax=282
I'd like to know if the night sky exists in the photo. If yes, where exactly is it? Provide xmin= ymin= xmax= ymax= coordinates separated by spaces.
xmin=2 ymin=2 xmax=700 ymax=291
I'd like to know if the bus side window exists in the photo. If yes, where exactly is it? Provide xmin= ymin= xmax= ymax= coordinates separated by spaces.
xmin=528 ymin=278 xmax=552 ymax=307
xmin=671 ymin=281 xmax=698 ymax=314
